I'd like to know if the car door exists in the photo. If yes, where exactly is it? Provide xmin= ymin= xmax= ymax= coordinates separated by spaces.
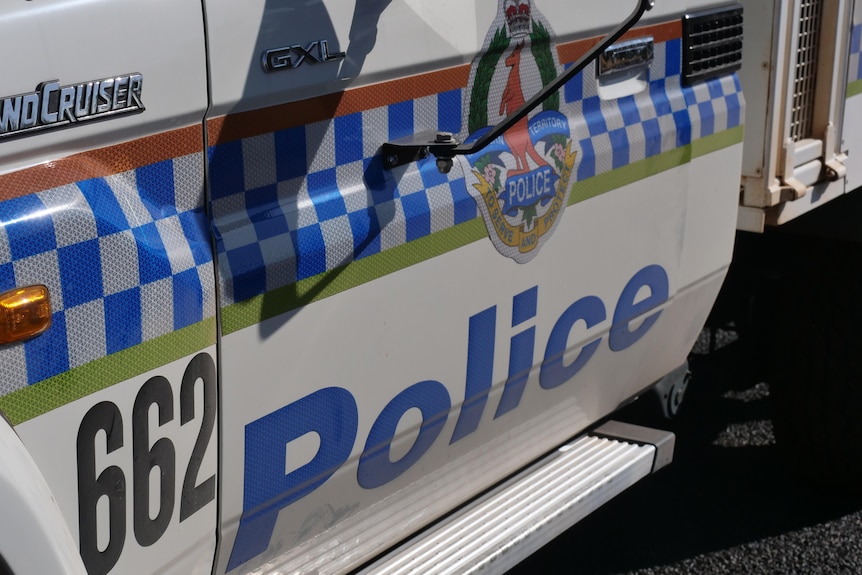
xmin=203 ymin=1 xmax=744 ymax=573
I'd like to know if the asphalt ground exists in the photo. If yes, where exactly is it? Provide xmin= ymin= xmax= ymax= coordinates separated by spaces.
xmin=509 ymin=328 xmax=862 ymax=575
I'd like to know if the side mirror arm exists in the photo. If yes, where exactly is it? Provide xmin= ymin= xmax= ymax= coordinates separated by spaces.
xmin=381 ymin=0 xmax=655 ymax=172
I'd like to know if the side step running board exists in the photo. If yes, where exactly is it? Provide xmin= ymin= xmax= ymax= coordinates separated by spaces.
xmin=357 ymin=421 xmax=674 ymax=575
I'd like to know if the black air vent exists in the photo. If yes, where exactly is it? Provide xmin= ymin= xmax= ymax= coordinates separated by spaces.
xmin=682 ymin=4 xmax=744 ymax=84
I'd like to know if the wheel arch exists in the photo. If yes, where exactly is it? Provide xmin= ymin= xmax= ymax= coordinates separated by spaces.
xmin=0 ymin=407 xmax=87 ymax=575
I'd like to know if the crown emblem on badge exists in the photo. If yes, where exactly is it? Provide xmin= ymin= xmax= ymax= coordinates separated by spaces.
xmin=505 ymin=0 xmax=532 ymax=37
xmin=462 ymin=0 xmax=578 ymax=264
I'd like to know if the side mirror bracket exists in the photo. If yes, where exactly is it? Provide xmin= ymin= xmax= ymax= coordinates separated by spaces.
xmin=381 ymin=0 xmax=655 ymax=172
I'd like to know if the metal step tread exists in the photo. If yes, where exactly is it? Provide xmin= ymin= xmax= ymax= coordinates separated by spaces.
xmin=358 ymin=421 xmax=674 ymax=575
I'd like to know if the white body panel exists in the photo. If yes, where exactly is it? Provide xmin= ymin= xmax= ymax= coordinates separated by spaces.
xmin=15 ymin=348 xmax=218 ymax=575
xmin=205 ymin=0 xmax=726 ymax=116
xmin=845 ymin=97 xmax=862 ymax=189
xmin=215 ymin=141 xmax=744 ymax=573
xmin=843 ymin=0 xmax=862 ymax=190
xmin=0 ymin=1 xmax=749 ymax=574
xmin=0 ymin=2 xmax=215 ymax=574
xmin=0 ymin=0 xmax=208 ymax=174
xmin=204 ymin=0 xmax=746 ymax=569
xmin=737 ymin=0 xmax=859 ymax=228
xmin=0 ymin=416 xmax=87 ymax=575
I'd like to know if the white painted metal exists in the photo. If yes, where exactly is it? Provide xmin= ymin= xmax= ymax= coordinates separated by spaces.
xmin=0 ymin=415 xmax=88 ymax=575
xmin=0 ymin=0 xmax=208 ymax=175
xmin=739 ymin=0 xmax=853 ymax=219
xmin=842 ymin=0 xmax=862 ymax=191
xmin=15 ymin=348 xmax=219 ymax=575
xmin=739 ymin=0 xmax=785 ymax=209
xmin=792 ymin=158 xmax=825 ymax=187
xmin=793 ymin=138 xmax=825 ymax=165
xmin=209 ymin=1 xmax=696 ymax=570
xmin=214 ymin=149 xmax=744 ymax=574
xmin=0 ymin=2 xmax=213 ymax=574
xmin=358 ymin=434 xmax=657 ymax=575
xmin=844 ymin=96 xmax=862 ymax=190
xmin=0 ymin=0 xmax=761 ymax=575
xmin=737 ymin=205 xmax=767 ymax=232
xmin=0 ymin=0 xmax=750 ymax=573
xmin=206 ymin=0 xmax=746 ymax=565
xmin=764 ymin=0 xmax=855 ymax=225
xmin=204 ymin=0 xmax=729 ymax=117
xmin=811 ymin=0 xmax=852 ymax=154
xmin=245 ymin=392 xmax=597 ymax=575
xmin=767 ymin=177 xmax=847 ymax=225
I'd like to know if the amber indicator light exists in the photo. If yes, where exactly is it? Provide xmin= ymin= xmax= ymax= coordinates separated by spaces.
xmin=0 ymin=285 xmax=52 ymax=345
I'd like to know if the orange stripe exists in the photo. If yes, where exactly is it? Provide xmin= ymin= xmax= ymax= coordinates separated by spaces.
xmin=210 ymin=20 xmax=681 ymax=145
xmin=0 ymin=125 xmax=202 ymax=200
xmin=556 ymin=20 xmax=682 ymax=64
xmin=208 ymin=65 xmax=471 ymax=145
xmin=0 ymin=19 xmax=682 ymax=198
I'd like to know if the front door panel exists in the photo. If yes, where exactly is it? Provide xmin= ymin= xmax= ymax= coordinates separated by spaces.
xmin=204 ymin=2 xmax=744 ymax=573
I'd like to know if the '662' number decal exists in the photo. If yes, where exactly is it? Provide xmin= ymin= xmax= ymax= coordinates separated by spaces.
xmin=76 ymin=352 xmax=216 ymax=575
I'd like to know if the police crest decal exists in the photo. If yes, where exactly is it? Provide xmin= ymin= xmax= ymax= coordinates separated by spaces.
xmin=460 ymin=0 xmax=578 ymax=263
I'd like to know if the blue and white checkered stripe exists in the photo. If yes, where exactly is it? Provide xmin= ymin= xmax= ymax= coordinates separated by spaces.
xmin=564 ymin=38 xmax=743 ymax=178
xmin=850 ymin=21 xmax=862 ymax=85
xmin=211 ymin=36 xmax=744 ymax=309
xmin=210 ymin=92 xmax=474 ymax=307
xmin=0 ymin=154 xmax=216 ymax=396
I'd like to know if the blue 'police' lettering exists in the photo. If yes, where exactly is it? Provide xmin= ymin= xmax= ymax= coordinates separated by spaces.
xmin=227 ymin=387 xmax=358 ymax=571
xmin=539 ymin=295 xmax=606 ymax=389
xmin=495 ymin=286 xmax=539 ymax=418
xmin=229 ymin=264 xmax=670 ymax=568
xmin=358 ymin=380 xmax=451 ymax=489
xmin=449 ymin=306 xmax=496 ymax=444
xmin=609 ymin=264 xmax=669 ymax=351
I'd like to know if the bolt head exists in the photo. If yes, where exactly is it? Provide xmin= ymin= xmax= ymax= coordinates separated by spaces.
xmin=436 ymin=157 xmax=453 ymax=174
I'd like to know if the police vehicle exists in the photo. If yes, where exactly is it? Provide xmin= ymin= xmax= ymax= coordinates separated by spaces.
xmin=0 ymin=0 xmax=859 ymax=573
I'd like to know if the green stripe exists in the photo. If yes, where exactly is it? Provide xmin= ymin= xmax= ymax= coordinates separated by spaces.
xmin=0 ymin=318 xmax=216 ymax=425
xmin=568 ymin=146 xmax=691 ymax=206
xmin=847 ymin=79 xmax=862 ymax=98
xmin=0 ymin=130 xmax=745 ymax=425
xmin=223 ymin=219 xmax=488 ymax=334
xmin=692 ymin=125 xmax=745 ymax=158
xmin=223 ymin=127 xmax=745 ymax=334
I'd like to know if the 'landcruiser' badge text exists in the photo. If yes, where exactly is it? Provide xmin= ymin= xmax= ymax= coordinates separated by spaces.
xmin=0 ymin=74 xmax=144 ymax=140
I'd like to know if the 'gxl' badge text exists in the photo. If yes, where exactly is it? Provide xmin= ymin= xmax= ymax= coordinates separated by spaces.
xmin=262 ymin=40 xmax=345 ymax=72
